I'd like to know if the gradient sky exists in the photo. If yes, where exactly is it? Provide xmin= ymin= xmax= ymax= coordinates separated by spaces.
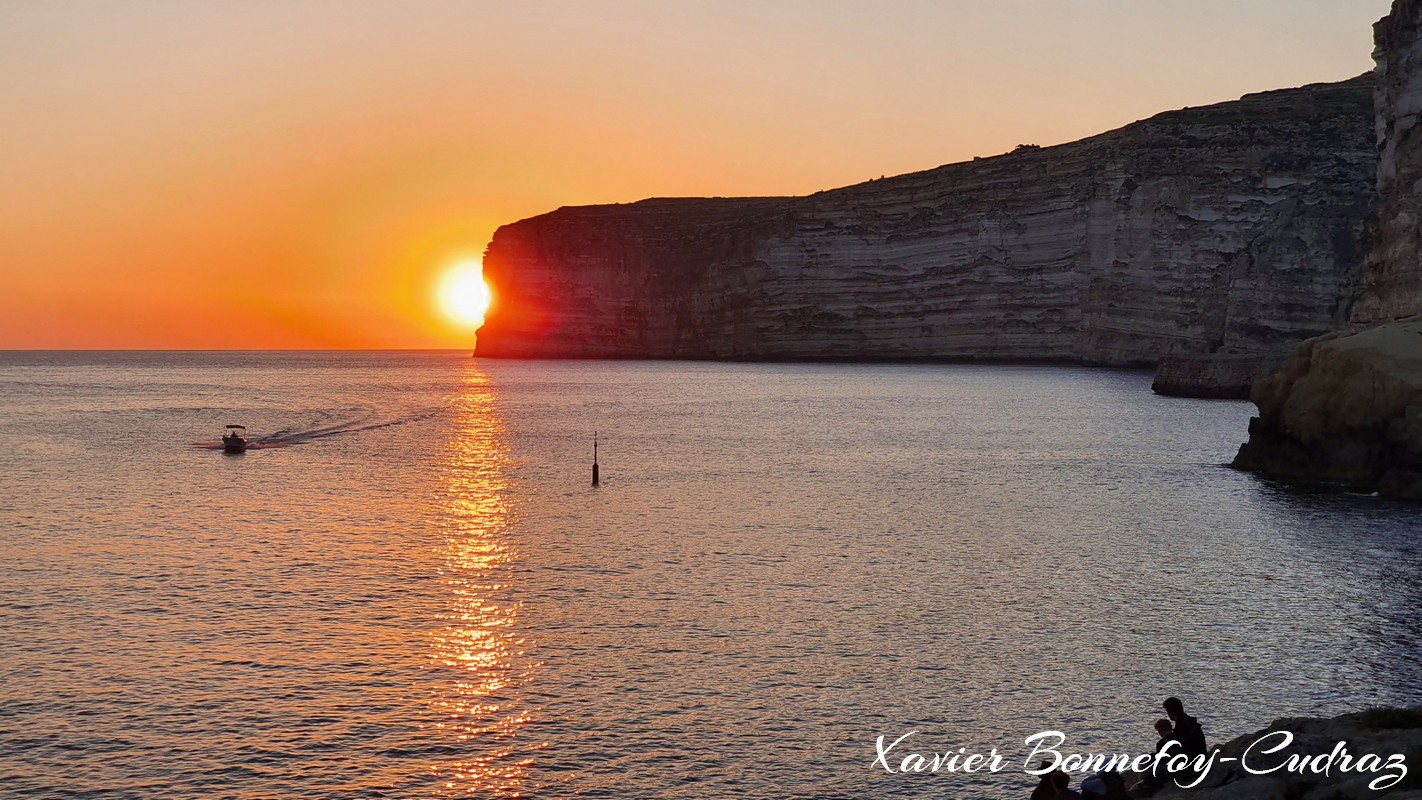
xmin=0 ymin=0 xmax=1393 ymax=349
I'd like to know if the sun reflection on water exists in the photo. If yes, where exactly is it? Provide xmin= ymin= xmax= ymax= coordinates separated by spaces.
xmin=427 ymin=366 xmax=542 ymax=797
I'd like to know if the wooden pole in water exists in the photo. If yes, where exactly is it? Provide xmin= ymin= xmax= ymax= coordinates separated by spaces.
xmin=592 ymin=431 xmax=600 ymax=487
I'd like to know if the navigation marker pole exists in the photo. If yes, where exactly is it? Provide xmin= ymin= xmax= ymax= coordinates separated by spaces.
xmin=592 ymin=431 xmax=600 ymax=487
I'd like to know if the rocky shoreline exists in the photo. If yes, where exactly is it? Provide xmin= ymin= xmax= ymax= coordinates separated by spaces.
xmin=1157 ymin=707 xmax=1422 ymax=799
xmin=1232 ymin=320 xmax=1422 ymax=500
xmin=1152 ymin=354 xmax=1288 ymax=400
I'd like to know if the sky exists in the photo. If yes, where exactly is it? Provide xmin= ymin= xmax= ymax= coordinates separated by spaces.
xmin=0 ymin=0 xmax=1394 ymax=349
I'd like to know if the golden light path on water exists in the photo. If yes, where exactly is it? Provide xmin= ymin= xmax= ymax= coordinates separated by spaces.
xmin=426 ymin=366 xmax=544 ymax=797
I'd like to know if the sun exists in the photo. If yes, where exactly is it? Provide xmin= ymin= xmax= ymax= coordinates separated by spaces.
xmin=437 ymin=259 xmax=492 ymax=328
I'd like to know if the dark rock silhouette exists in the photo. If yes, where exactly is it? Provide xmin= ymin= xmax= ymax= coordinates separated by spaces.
xmin=1233 ymin=320 xmax=1422 ymax=500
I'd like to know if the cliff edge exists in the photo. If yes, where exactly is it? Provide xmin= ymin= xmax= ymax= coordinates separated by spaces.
xmin=1234 ymin=0 xmax=1422 ymax=499
xmin=477 ymin=77 xmax=1376 ymax=365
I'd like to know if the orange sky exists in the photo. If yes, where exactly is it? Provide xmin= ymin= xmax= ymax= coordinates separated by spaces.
xmin=0 ymin=0 xmax=1392 ymax=349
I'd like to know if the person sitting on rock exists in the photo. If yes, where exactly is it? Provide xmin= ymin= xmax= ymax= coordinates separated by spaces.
xmin=1128 ymin=718 xmax=1174 ymax=797
xmin=1163 ymin=697 xmax=1207 ymax=761
xmin=1031 ymin=761 xmax=1065 ymax=800
xmin=1051 ymin=769 xmax=1083 ymax=800
xmin=1153 ymin=717 xmax=1174 ymax=754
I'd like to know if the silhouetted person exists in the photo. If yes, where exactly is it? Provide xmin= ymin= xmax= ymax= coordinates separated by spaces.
xmin=1129 ymin=718 xmax=1175 ymax=797
xmin=1163 ymin=697 xmax=1207 ymax=761
xmin=1031 ymin=761 xmax=1065 ymax=800
xmin=1051 ymin=769 xmax=1082 ymax=800
xmin=1153 ymin=717 xmax=1174 ymax=755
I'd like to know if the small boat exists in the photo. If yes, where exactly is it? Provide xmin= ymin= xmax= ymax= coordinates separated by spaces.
xmin=222 ymin=424 xmax=248 ymax=453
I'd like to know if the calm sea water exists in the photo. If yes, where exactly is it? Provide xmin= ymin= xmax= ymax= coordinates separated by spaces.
xmin=2 ymin=352 xmax=1419 ymax=799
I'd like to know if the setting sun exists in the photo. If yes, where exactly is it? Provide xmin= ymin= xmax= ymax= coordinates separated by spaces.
xmin=438 ymin=260 xmax=492 ymax=328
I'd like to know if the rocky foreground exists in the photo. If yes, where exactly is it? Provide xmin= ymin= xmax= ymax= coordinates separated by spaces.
xmin=477 ymin=77 xmax=1375 ymax=369
xmin=1159 ymin=707 xmax=1422 ymax=800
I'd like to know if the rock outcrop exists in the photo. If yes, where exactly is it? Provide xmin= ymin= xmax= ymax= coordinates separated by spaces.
xmin=1161 ymin=707 xmax=1422 ymax=800
xmin=1151 ymin=353 xmax=1287 ymax=400
xmin=478 ymin=76 xmax=1376 ymax=366
xmin=1232 ymin=320 xmax=1422 ymax=499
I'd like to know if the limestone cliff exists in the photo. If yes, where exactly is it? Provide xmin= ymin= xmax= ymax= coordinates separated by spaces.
xmin=1356 ymin=0 xmax=1422 ymax=323
xmin=1233 ymin=1 xmax=1422 ymax=499
xmin=478 ymin=76 xmax=1376 ymax=363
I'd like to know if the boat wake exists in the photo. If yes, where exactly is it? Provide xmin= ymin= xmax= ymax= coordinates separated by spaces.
xmin=191 ymin=410 xmax=438 ymax=450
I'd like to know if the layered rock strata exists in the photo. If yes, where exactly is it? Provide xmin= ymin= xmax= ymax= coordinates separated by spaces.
xmin=478 ymin=77 xmax=1376 ymax=365
xmin=1356 ymin=0 xmax=1422 ymax=323
xmin=1235 ymin=1 xmax=1422 ymax=498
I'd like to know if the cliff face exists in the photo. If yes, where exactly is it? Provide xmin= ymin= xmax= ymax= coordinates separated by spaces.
xmin=1232 ymin=0 xmax=1422 ymax=500
xmin=1356 ymin=0 xmax=1422 ymax=324
xmin=473 ymin=199 xmax=788 ymax=358
xmin=478 ymin=77 xmax=1376 ymax=363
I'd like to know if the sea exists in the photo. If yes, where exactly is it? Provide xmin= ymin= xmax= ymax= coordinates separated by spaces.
xmin=2 ymin=351 xmax=1419 ymax=799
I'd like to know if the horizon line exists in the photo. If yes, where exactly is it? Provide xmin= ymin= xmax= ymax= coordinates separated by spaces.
xmin=0 ymin=347 xmax=478 ymax=353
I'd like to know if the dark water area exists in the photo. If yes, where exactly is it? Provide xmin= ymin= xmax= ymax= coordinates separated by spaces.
xmin=1 ymin=352 xmax=1419 ymax=799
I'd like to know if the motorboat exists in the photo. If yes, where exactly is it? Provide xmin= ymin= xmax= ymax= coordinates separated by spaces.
xmin=222 ymin=424 xmax=248 ymax=453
